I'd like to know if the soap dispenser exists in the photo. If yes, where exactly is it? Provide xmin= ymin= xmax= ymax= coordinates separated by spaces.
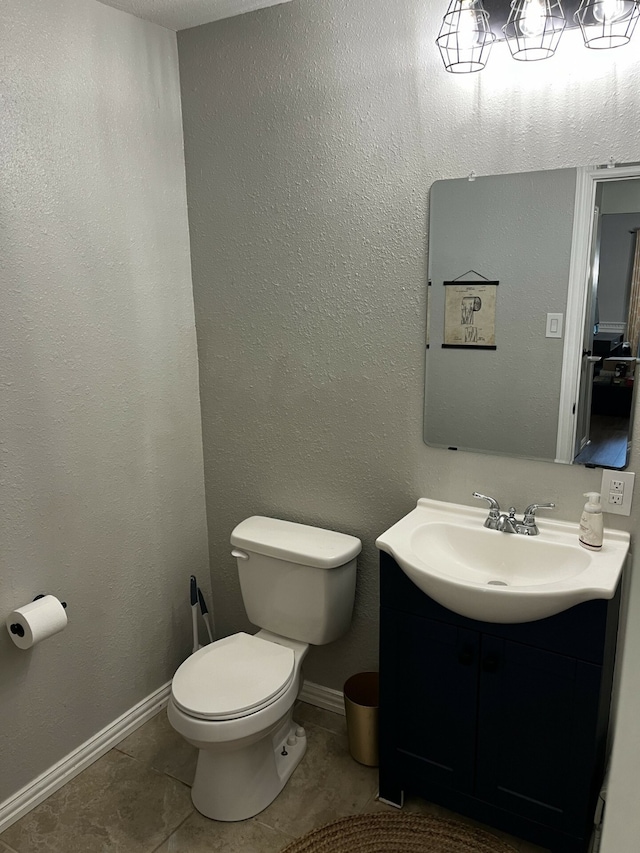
xmin=579 ymin=492 xmax=603 ymax=551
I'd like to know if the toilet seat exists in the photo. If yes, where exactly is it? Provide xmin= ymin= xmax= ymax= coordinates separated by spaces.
xmin=171 ymin=632 xmax=296 ymax=722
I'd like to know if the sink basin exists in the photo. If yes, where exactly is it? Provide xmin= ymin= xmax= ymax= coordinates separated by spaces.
xmin=376 ymin=498 xmax=630 ymax=623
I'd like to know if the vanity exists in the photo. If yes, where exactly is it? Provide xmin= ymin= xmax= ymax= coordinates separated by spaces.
xmin=376 ymin=499 xmax=630 ymax=853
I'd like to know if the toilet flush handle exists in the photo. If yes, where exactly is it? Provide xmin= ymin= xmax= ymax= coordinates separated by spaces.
xmin=231 ymin=549 xmax=250 ymax=560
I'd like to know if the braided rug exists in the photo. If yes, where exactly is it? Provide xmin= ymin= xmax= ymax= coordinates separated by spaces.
xmin=279 ymin=812 xmax=518 ymax=853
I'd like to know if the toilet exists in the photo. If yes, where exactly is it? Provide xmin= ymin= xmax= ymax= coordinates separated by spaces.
xmin=167 ymin=515 xmax=362 ymax=822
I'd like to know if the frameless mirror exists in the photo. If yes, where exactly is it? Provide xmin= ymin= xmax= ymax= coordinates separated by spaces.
xmin=424 ymin=166 xmax=640 ymax=469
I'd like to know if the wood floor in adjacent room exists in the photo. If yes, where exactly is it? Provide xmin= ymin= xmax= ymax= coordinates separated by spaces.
xmin=574 ymin=415 xmax=630 ymax=469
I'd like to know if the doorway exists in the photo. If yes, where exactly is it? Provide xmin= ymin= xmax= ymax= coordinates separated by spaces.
xmin=557 ymin=165 xmax=640 ymax=469
xmin=574 ymin=180 xmax=640 ymax=468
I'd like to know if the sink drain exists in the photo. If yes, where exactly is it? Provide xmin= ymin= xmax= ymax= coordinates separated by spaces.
xmin=487 ymin=580 xmax=508 ymax=586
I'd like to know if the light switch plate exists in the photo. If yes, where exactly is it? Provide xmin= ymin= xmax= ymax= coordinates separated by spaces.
xmin=545 ymin=313 xmax=563 ymax=338
xmin=600 ymin=469 xmax=635 ymax=516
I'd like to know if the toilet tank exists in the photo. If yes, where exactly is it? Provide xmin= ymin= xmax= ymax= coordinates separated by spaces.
xmin=230 ymin=516 xmax=362 ymax=645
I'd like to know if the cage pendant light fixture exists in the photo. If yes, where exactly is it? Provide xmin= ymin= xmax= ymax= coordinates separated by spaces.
xmin=503 ymin=0 xmax=567 ymax=60
xmin=436 ymin=0 xmax=497 ymax=72
xmin=574 ymin=0 xmax=640 ymax=48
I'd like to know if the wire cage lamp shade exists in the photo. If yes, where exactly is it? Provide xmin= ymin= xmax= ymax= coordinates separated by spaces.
xmin=503 ymin=0 xmax=567 ymax=59
xmin=574 ymin=0 xmax=640 ymax=48
xmin=436 ymin=0 xmax=497 ymax=72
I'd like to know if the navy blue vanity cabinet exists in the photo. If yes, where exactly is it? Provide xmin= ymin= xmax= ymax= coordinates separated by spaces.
xmin=379 ymin=552 xmax=620 ymax=853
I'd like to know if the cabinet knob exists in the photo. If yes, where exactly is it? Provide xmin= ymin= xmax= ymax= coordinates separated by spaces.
xmin=458 ymin=647 xmax=474 ymax=666
xmin=482 ymin=656 xmax=499 ymax=673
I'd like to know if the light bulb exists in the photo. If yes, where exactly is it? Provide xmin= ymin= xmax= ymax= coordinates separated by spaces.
xmin=457 ymin=0 xmax=482 ymax=50
xmin=593 ymin=0 xmax=627 ymax=22
xmin=518 ymin=0 xmax=547 ymax=37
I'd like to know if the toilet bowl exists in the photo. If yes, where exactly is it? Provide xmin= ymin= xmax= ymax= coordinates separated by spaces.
xmin=168 ymin=630 xmax=309 ymax=821
xmin=168 ymin=516 xmax=361 ymax=822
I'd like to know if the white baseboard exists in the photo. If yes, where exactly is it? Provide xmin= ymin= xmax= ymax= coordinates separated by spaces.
xmin=597 ymin=322 xmax=626 ymax=334
xmin=298 ymin=679 xmax=345 ymax=716
xmin=0 ymin=677 xmax=341 ymax=833
xmin=0 ymin=681 xmax=171 ymax=834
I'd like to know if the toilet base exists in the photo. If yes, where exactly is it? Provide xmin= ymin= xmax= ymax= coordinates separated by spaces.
xmin=191 ymin=712 xmax=307 ymax=822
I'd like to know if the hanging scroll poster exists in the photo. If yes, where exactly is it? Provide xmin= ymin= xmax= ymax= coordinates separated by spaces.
xmin=442 ymin=280 xmax=498 ymax=349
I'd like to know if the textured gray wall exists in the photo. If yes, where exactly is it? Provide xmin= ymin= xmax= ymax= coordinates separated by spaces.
xmin=1 ymin=0 xmax=209 ymax=805
xmin=177 ymin=0 xmax=639 ymax=685
xmin=598 ymin=214 xmax=640 ymax=324
xmin=601 ymin=179 xmax=640 ymax=215
xmin=178 ymin=4 xmax=640 ymax=848
xmin=599 ymin=182 xmax=640 ymax=324
xmin=426 ymin=169 xmax=576 ymax=460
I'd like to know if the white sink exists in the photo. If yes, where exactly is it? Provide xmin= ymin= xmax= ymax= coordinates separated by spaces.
xmin=376 ymin=498 xmax=630 ymax=623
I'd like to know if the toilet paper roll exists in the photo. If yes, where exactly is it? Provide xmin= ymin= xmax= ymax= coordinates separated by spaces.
xmin=6 ymin=595 xmax=68 ymax=650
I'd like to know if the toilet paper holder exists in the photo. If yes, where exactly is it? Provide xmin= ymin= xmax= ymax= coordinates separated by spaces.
xmin=9 ymin=595 xmax=67 ymax=638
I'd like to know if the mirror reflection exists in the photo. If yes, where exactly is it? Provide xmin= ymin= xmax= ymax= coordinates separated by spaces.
xmin=424 ymin=166 xmax=640 ymax=469
xmin=575 ymin=180 xmax=640 ymax=467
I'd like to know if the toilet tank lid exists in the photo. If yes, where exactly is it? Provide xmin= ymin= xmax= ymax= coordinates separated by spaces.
xmin=230 ymin=516 xmax=362 ymax=569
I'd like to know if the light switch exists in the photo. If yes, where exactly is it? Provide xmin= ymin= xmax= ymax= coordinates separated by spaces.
xmin=546 ymin=313 xmax=563 ymax=338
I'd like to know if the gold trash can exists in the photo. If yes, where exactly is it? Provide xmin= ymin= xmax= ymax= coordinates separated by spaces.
xmin=343 ymin=671 xmax=379 ymax=766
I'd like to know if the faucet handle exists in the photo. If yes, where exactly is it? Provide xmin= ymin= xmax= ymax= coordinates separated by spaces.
xmin=521 ymin=502 xmax=555 ymax=534
xmin=472 ymin=492 xmax=500 ymax=511
xmin=523 ymin=502 xmax=556 ymax=519
xmin=472 ymin=492 xmax=501 ymax=529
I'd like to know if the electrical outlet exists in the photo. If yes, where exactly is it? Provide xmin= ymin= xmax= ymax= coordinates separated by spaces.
xmin=600 ymin=469 xmax=635 ymax=517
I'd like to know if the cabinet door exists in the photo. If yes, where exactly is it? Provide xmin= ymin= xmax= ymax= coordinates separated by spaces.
xmin=381 ymin=608 xmax=479 ymax=793
xmin=476 ymin=634 xmax=602 ymax=834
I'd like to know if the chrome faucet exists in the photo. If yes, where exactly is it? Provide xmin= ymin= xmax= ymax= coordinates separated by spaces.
xmin=519 ymin=503 xmax=557 ymax=535
xmin=498 ymin=507 xmax=520 ymax=534
xmin=472 ymin=493 xmax=555 ymax=535
xmin=472 ymin=492 xmax=501 ymax=529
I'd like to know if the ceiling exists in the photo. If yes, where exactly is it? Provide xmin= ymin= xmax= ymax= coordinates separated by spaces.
xmin=97 ymin=0 xmax=293 ymax=31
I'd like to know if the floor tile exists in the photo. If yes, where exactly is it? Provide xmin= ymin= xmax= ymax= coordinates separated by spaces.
xmin=116 ymin=709 xmax=198 ymax=786
xmin=256 ymin=723 xmax=378 ymax=837
xmin=0 ymin=700 xmax=552 ymax=853
xmin=363 ymin=793 xmax=434 ymax=816
xmin=154 ymin=810 xmax=292 ymax=852
xmin=0 ymin=750 xmax=193 ymax=853
xmin=294 ymin=701 xmax=347 ymax=736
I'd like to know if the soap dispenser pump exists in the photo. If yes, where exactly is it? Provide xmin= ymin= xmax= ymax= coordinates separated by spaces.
xmin=579 ymin=492 xmax=603 ymax=551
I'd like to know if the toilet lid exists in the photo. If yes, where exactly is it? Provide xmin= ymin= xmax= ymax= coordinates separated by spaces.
xmin=171 ymin=633 xmax=296 ymax=721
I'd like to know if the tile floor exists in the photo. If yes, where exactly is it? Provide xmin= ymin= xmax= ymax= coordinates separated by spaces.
xmin=0 ymin=702 xmax=548 ymax=853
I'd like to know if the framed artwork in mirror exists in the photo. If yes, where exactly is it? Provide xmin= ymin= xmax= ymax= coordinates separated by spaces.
xmin=442 ymin=280 xmax=498 ymax=349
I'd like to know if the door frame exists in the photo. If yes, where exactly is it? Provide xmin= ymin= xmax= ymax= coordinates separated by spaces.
xmin=556 ymin=164 xmax=640 ymax=464
xmin=573 ymin=196 xmax=602 ymax=459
